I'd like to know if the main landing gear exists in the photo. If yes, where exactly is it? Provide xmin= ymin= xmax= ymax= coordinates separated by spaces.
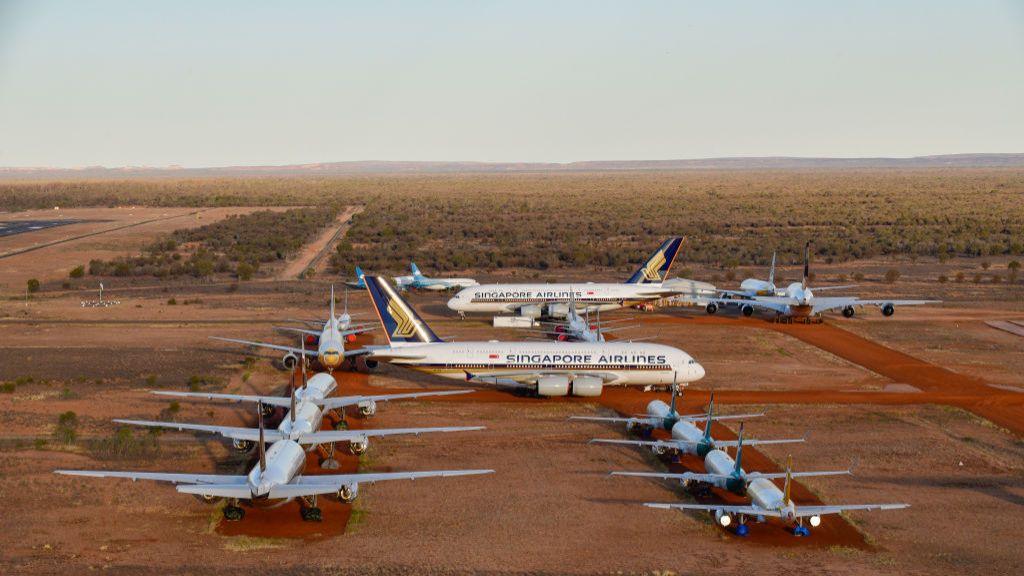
xmin=223 ymin=500 xmax=245 ymax=522
xmin=301 ymin=495 xmax=322 ymax=522
xmin=320 ymin=442 xmax=340 ymax=470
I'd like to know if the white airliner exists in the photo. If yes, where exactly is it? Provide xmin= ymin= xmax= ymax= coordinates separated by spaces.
xmin=56 ymin=400 xmax=493 ymax=522
xmin=642 ymin=448 xmax=907 ymax=537
xmin=394 ymin=263 xmax=479 ymax=291
xmin=363 ymin=275 xmax=705 ymax=397
xmin=211 ymin=286 xmax=373 ymax=372
xmin=446 ymin=238 xmax=688 ymax=319
xmin=706 ymin=243 xmax=939 ymax=319
xmin=119 ymin=372 xmax=481 ymax=456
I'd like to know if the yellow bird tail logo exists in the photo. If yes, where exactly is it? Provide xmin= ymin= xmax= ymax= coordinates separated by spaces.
xmin=641 ymin=250 xmax=666 ymax=282
xmin=387 ymin=299 xmax=417 ymax=338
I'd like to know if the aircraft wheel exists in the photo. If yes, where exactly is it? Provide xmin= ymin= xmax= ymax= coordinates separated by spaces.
xmin=223 ymin=505 xmax=245 ymax=522
xmin=735 ymin=524 xmax=749 ymax=537
xmin=301 ymin=506 xmax=323 ymax=522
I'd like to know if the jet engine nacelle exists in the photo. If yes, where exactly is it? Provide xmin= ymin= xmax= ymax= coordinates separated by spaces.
xmin=881 ymin=303 xmax=895 ymax=317
xmin=545 ymin=303 xmax=569 ymax=319
xmin=192 ymin=493 xmax=223 ymax=505
xmin=337 ymin=483 xmax=359 ymax=503
xmin=232 ymin=439 xmax=254 ymax=452
xmin=358 ymin=399 xmax=377 ymax=417
xmin=714 ymin=509 xmax=733 ymax=527
xmin=537 ymin=375 xmax=570 ymax=397
xmin=842 ymin=306 xmax=855 ymax=318
xmin=571 ymin=376 xmax=603 ymax=397
xmin=809 ymin=514 xmax=822 ymax=527
xmin=282 ymin=353 xmax=299 ymax=369
xmin=349 ymin=437 xmax=369 ymax=455
xmin=741 ymin=304 xmax=754 ymax=317
xmin=354 ymin=356 xmax=379 ymax=372
xmin=518 ymin=304 xmax=543 ymax=319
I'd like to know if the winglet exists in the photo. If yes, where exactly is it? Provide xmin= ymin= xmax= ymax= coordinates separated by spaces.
xmin=768 ymin=250 xmax=777 ymax=286
xmin=464 ymin=370 xmax=476 ymax=381
xmin=668 ymin=372 xmax=679 ymax=417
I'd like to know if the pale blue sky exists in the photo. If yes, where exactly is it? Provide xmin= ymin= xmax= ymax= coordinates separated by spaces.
xmin=0 ymin=0 xmax=1022 ymax=167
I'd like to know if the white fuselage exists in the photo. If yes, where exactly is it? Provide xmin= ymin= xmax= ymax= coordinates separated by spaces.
xmin=556 ymin=309 xmax=604 ymax=343
xmin=396 ymin=275 xmax=479 ymax=291
xmin=778 ymin=283 xmax=815 ymax=317
xmin=318 ymin=319 xmax=345 ymax=371
xmin=246 ymin=439 xmax=306 ymax=496
xmin=703 ymin=448 xmax=793 ymax=519
xmin=374 ymin=341 xmax=703 ymax=387
xmin=738 ymin=278 xmax=778 ymax=297
xmin=448 ymin=283 xmax=668 ymax=317
xmin=278 ymin=373 xmax=337 ymax=440
xmin=669 ymin=419 xmax=707 ymax=455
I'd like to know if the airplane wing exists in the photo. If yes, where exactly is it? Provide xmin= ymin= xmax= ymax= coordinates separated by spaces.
xmin=55 ymin=469 xmax=245 ymax=485
xmin=745 ymin=470 xmax=852 ymax=480
xmin=274 ymin=326 xmax=321 ymax=337
xmin=318 ymin=389 xmax=474 ymax=409
xmin=465 ymin=370 xmax=620 ymax=386
xmin=711 ymin=436 xmax=805 ymax=448
xmin=810 ymin=285 xmax=858 ymax=292
xmin=645 ymin=502 xmax=778 ymax=516
xmin=175 ymin=484 xmax=253 ymax=498
xmin=340 ymin=324 xmax=377 ymax=336
xmin=589 ymin=438 xmax=683 ymax=450
xmin=569 ymin=415 xmax=657 ymax=425
xmin=294 ymin=426 xmax=486 ymax=445
xmin=112 ymin=419 xmax=285 ymax=443
xmin=810 ymin=297 xmax=940 ymax=315
xmin=787 ymin=503 xmax=910 ymax=517
xmin=150 ymin=390 xmax=293 ymax=407
xmin=264 ymin=469 xmax=496 ymax=498
xmin=713 ymin=296 xmax=792 ymax=314
xmin=611 ymin=471 xmax=700 ymax=481
xmin=209 ymin=336 xmax=317 ymax=357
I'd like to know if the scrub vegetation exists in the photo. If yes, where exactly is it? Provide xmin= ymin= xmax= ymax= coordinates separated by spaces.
xmin=4 ymin=170 xmax=1023 ymax=275
xmin=85 ymin=207 xmax=338 ymax=279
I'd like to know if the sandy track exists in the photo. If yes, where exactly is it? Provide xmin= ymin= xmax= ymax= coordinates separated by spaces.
xmin=276 ymin=206 xmax=362 ymax=280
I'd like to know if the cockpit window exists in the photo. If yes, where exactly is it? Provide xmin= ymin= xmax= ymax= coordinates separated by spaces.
xmin=688 ymin=359 xmax=696 ymax=364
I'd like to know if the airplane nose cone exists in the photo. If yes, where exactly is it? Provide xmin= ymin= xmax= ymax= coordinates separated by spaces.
xmin=692 ymin=362 xmax=706 ymax=381
xmin=447 ymin=296 xmax=461 ymax=310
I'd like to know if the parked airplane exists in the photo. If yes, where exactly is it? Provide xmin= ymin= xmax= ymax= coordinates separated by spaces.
xmin=571 ymin=386 xmax=758 ymax=434
xmin=533 ymin=289 xmax=610 ymax=343
xmin=611 ymin=423 xmax=848 ymax=498
xmin=643 ymin=454 xmax=908 ymax=536
xmin=123 ymin=371 xmax=481 ymax=456
xmin=363 ymin=275 xmax=705 ymax=397
xmin=590 ymin=393 xmax=788 ymax=458
xmin=729 ymin=251 xmax=781 ymax=298
xmin=705 ymin=242 xmax=938 ymax=319
xmin=446 ymin=237 xmax=688 ymax=319
xmin=211 ymin=286 xmax=373 ymax=372
xmin=345 ymin=266 xmax=367 ymax=289
xmin=395 ymin=263 xmax=479 ymax=291
xmin=56 ymin=403 xmax=492 ymax=522
xmin=151 ymin=365 xmax=472 ymax=422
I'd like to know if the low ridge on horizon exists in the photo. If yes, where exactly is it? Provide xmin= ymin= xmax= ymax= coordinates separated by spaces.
xmin=2 ymin=153 xmax=1023 ymax=179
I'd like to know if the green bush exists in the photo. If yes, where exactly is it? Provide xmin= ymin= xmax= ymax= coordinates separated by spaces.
xmin=69 ymin=265 xmax=85 ymax=278
xmin=55 ymin=411 xmax=78 ymax=444
xmin=26 ymin=278 xmax=40 ymax=293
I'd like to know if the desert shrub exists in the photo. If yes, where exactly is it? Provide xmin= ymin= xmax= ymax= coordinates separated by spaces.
xmin=884 ymin=269 xmax=901 ymax=283
xmin=89 ymin=427 xmax=160 ymax=460
xmin=69 ymin=265 xmax=85 ymax=278
xmin=938 ymin=275 xmax=948 ymax=283
xmin=55 ymin=411 xmax=78 ymax=444
xmin=1 ymin=382 xmax=15 ymax=393
xmin=955 ymin=272 xmax=965 ymax=282
xmin=26 ymin=278 xmax=40 ymax=293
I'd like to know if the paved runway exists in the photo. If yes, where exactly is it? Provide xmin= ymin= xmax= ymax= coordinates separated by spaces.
xmin=0 ymin=219 xmax=83 ymax=237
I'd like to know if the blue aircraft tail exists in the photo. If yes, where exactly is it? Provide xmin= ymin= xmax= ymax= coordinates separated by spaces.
xmin=625 ymin=237 xmax=683 ymax=284
xmin=364 ymin=275 xmax=442 ymax=345
xmin=410 ymin=262 xmax=423 ymax=278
